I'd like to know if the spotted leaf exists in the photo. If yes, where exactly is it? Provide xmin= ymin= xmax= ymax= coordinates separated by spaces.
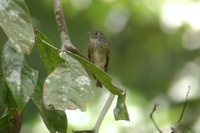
xmin=44 ymin=53 xmax=93 ymax=111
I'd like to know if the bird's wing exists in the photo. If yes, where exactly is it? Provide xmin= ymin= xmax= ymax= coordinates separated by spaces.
xmin=105 ymin=48 xmax=110 ymax=72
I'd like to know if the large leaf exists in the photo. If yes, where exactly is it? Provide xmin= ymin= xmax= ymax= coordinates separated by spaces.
xmin=2 ymin=41 xmax=38 ymax=110
xmin=31 ymin=84 xmax=67 ymax=133
xmin=35 ymin=30 xmax=62 ymax=74
xmin=43 ymin=54 xmax=93 ymax=111
xmin=66 ymin=51 xmax=130 ymax=121
xmin=0 ymin=0 xmax=34 ymax=54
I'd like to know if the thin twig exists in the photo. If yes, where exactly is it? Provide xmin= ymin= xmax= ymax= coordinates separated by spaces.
xmin=93 ymin=93 xmax=115 ymax=133
xmin=171 ymin=86 xmax=191 ymax=133
xmin=176 ymin=86 xmax=190 ymax=125
xmin=52 ymin=0 xmax=77 ymax=52
xmin=150 ymin=103 xmax=163 ymax=133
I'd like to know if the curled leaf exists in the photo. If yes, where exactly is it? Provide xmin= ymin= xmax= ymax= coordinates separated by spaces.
xmin=114 ymin=95 xmax=130 ymax=121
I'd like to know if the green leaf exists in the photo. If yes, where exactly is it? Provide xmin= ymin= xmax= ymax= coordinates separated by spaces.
xmin=114 ymin=95 xmax=130 ymax=121
xmin=2 ymin=41 xmax=38 ymax=110
xmin=0 ymin=83 xmax=23 ymax=133
xmin=0 ymin=108 xmax=23 ymax=133
xmin=0 ymin=0 xmax=35 ymax=54
xmin=0 ymin=89 xmax=13 ymax=133
xmin=35 ymin=30 xmax=62 ymax=74
xmin=0 ymin=109 xmax=12 ymax=132
xmin=66 ymin=51 xmax=130 ymax=121
xmin=31 ymin=84 xmax=67 ymax=133
xmin=1 ymin=81 xmax=17 ymax=109
xmin=44 ymin=53 xmax=93 ymax=111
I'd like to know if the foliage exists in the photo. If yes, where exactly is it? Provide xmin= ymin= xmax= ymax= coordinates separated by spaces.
xmin=0 ymin=0 xmax=129 ymax=133
xmin=1 ymin=0 xmax=200 ymax=133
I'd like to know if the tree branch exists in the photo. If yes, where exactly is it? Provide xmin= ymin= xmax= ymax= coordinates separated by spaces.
xmin=52 ymin=0 xmax=77 ymax=53
xmin=150 ymin=87 xmax=194 ymax=133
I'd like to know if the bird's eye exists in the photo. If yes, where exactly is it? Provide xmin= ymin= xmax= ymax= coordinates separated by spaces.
xmin=95 ymin=32 xmax=99 ymax=36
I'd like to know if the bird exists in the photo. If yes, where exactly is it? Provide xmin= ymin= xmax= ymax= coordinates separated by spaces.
xmin=88 ymin=31 xmax=110 ymax=88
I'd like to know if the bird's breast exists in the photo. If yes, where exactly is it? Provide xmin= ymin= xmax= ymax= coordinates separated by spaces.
xmin=90 ymin=44 xmax=107 ymax=68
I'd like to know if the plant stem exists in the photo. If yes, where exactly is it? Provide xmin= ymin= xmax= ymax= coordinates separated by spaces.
xmin=93 ymin=93 xmax=115 ymax=133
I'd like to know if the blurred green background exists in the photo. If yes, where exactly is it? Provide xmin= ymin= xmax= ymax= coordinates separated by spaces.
xmin=1 ymin=0 xmax=200 ymax=132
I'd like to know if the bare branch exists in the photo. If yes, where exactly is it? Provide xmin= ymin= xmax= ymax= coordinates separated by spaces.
xmin=176 ymin=86 xmax=190 ymax=125
xmin=150 ymin=103 xmax=163 ymax=133
xmin=52 ymin=0 xmax=77 ymax=52
xmin=171 ymin=86 xmax=193 ymax=133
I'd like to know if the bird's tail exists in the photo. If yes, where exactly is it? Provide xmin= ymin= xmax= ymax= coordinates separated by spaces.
xmin=96 ymin=80 xmax=102 ymax=88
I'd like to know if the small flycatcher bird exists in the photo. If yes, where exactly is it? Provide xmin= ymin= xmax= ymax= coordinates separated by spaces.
xmin=88 ymin=31 xmax=110 ymax=88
